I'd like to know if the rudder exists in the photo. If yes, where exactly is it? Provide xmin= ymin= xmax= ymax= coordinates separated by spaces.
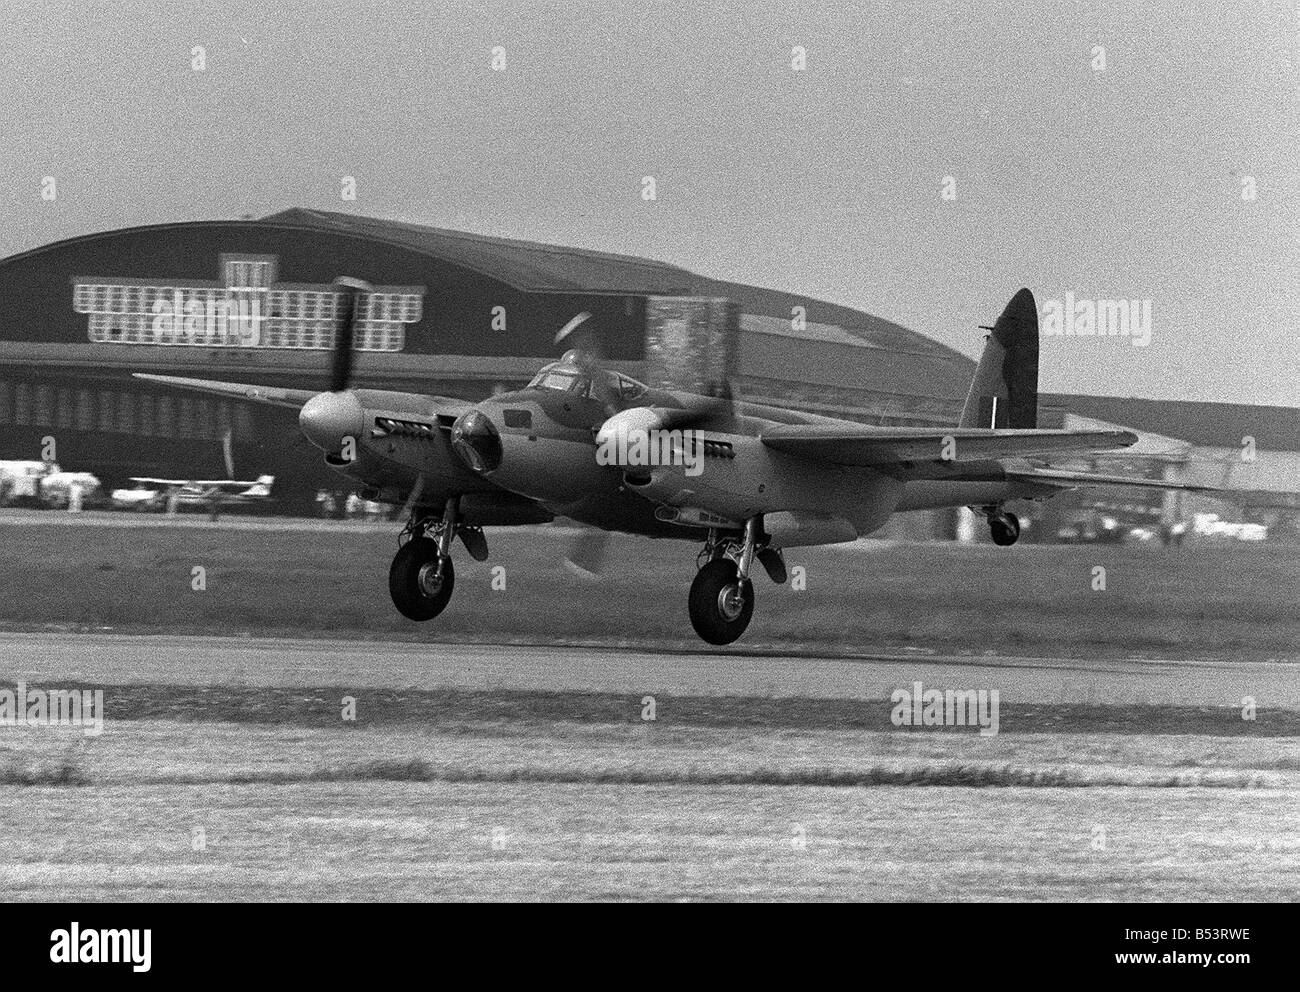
xmin=959 ymin=287 xmax=1039 ymax=429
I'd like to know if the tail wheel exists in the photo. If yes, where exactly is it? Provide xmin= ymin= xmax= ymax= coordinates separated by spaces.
xmin=389 ymin=536 xmax=456 ymax=620
xmin=689 ymin=558 xmax=754 ymax=645
xmin=990 ymin=511 xmax=1020 ymax=546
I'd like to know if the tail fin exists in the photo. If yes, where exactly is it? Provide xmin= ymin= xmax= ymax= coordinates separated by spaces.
xmin=959 ymin=287 xmax=1039 ymax=428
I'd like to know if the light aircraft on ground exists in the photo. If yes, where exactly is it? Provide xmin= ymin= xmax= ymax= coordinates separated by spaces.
xmin=138 ymin=279 xmax=1217 ymax=644
xmin=110 ymin=475 xmax=275 ymax=511
xmin=109 ymin=430 xmax=274 ymax=512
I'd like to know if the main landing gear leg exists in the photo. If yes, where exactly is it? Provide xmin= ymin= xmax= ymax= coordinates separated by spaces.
xmin=389 ymin=496 xmax=459 ymax=620
xmin=688 ymin=517 xmax=759 ymax=646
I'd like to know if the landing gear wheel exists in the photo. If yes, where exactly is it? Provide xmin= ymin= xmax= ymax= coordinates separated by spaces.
xmin=689 ymin=558 xmax=754 ymax=645
xmin=389 ymin=536 xmax=456 ymax=620
xmin=990 ymin=511 xmax=1020 ymax=547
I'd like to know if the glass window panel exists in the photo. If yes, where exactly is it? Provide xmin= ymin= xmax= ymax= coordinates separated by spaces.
xmin=14 ymin=383 xmax=31 ymax=424
xmin=113 ymin=393 xmax=132 ymax=434
xmin=98 ymin=390 xmax=115 ymax=432
xmin=156 ymin=395 xmax=174 ymax=437
xmin=76 ymin=390 xmax=93 ymax=430
xmin=138 ymin=394 xmax=154 ymax=436
xmin=36 ymin=385 xmax=54 ymax=424
xmin=177 ymin=397 xmax=194 ymax=438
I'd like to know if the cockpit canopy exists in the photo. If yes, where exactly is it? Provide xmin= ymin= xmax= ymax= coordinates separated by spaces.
xmin=526 ymin=362 xmax=648 ymax=402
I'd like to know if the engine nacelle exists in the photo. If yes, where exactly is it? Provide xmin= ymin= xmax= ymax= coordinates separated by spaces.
xmin=626 ymin=434 xmax=903 ymax=540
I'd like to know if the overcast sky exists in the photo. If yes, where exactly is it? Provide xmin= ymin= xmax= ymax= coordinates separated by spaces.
xmin=2 ymin=0 xmax=1296 ymax=406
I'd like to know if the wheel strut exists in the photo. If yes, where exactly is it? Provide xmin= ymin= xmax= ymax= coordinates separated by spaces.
xmin=429 ymin=496 xmax=459 ymax=579
xmin=436 ymin=497 xmax=458 ymax=557
xmin=737 ymin=517 xmax=759 ymax=582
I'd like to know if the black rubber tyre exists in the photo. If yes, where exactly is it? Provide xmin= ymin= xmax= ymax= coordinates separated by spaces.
xmin=688 ymin=558 xmax=754 ymax=645
xmin=990 ymin=511 xmax=1020 ymax=547
xmin=389 ymin=537 xmax=455 ymax=621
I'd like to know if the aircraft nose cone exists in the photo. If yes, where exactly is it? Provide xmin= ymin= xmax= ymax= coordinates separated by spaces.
xmin=299 ymin=391 xmax=364 ymax=452
xmin=450 ymin=409 xmax=502 ymax=474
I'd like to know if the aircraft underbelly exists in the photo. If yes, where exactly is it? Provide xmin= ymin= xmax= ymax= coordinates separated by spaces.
xmin=895 ymin=480 xmax=1017 ymax=511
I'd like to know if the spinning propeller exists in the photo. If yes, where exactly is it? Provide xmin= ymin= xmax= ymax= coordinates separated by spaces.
xmin=330 ymin=276 xmax=371 ymax=392
xmin=298 ymin=277 xmax=371 ymax=453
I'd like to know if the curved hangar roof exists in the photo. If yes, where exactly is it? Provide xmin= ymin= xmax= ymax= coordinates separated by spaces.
xmin=261 ymin=208 xmax=694 ymax=297
xmin=260 ymin=208 xmax=966 ymax=364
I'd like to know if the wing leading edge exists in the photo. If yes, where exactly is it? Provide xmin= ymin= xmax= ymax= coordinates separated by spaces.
xmin=132 ymin=374 xmax=317 ymax=409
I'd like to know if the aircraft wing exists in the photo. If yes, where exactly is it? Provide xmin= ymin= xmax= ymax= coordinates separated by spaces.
xmin=132 ymin=374 xmax=317 ymax=409
xmin=759 ymin=425 xmax=1138 ymax=467
xmin=1004 ymin=467 xmax=1224 ymax=493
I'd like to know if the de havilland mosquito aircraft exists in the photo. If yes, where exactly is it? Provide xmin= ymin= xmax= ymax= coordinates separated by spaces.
xmin=138 ymin=279 xmax=1217 ymax=644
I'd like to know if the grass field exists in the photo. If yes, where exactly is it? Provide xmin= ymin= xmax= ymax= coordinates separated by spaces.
xmin=1 ymin=517 xmax=1296 ymax=658
xmin=6 ymin=780 xmax=1293 ymax=901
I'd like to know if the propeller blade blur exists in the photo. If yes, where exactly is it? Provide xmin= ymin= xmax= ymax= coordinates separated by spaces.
xmin=399 ymin=473 xmax=426 ymax=519
xmin=221 ymin=427 xmax=235 ymax=478
xmin=330 ymin=276 xmax=372 ymax=392
xmin=562 ymin=528 xmax=610 ymax=582
xmin=553 ymin=311 xmax=592 ymax=346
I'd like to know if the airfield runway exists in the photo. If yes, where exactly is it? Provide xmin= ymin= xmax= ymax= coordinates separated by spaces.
xmin=0 ymin=632 xmax=1297 ymax=901
xmin=2 ymin=632 xmax=1298 ymax=706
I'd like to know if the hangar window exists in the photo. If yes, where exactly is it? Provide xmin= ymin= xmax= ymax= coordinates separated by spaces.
xmin=138 ymin=394 xmax=154 ymax=436
xmin=98 ymin=390 xmax=114 ymax=432
xmin=35 ymin=386 xmax=53 ymax=425
xmin=117 ymin=393 xmax=134 ymax=434
xmin=13 ymin=384 xmax=31 ymax=425
xmin=156 ymin=395 xmax=174 ymax=437
xmin=76 ymin=390 xmax=94 ymax=431
xmin=56 ymin=388 xmax=74 ymax=428
xmin=224 ymin=256 xmax=273 ymax=290
xmin=197 ymin=399 xmax=215 ymax=438
xmin=177 ymin=398 xmax=195 ymax=438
